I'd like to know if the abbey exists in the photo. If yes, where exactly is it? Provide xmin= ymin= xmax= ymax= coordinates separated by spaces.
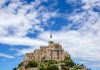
xmin=24 ymin=40 xmax=70 ymax=63
xmin=17 ymin=35 xmax=89 ymax=70
xmin=18 ymin=36 xmax=70 ymax=70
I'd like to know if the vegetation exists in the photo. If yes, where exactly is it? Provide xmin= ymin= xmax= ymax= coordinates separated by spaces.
xmin=39 ymin=64 xmax=47 ymax=70
xmin=65 ymin=59 xmax=74 ymax=67
xmin=14 ymin=56 xmax=89 ymax=70
xmin=25 ymin=60 xmax=38 ymax=68
xmin=47 ymin=65 xmax=59 ymax=70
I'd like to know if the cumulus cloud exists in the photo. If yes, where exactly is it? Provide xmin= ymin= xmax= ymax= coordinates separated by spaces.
xmin=0 ymin=36 xmax=47 ymax=47
xmin=0 ymin=0 xmax=57 ymax=48
xmin=0 ymin=0 xmax=58 ymax=59
xmin=0 ymin=0 xmax=57 ymax=37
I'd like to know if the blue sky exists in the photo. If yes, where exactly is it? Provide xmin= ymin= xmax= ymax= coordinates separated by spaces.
xmin=0 ymin=0 xmax=100 ymax=70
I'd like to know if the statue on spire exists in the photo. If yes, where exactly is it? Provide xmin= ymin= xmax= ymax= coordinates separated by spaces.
xmin=50 ymin=33 xmax=52 ymax=39
xmin=49 ymin=31 xmax=53 ymax=44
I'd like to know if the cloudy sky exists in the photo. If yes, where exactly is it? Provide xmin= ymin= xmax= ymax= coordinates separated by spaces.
xmin=0 ymin=0 xmax=100 ymax=70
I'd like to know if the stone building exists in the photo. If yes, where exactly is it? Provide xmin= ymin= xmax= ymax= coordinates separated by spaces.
xmin=18 ymin=34 xmax=70 ymax=70
xmin=24 ymin=40 xmax=70 ymax=62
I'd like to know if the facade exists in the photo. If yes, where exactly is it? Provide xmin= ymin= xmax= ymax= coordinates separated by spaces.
xmin=24 ymin=40 xmax=70 ymax=63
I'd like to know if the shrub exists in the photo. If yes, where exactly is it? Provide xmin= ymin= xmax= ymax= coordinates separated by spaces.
xmin=65 ymin=59 xmax=74 ymax=67
xmin=48 ymin=60 xmax=57 ymax=64
xmin=47 ymin=65 xmax=59 ymax=70
xmin=25 ymin=60 xmax=38 ymax=68
xmin=39 ymin=65 xmax=47 ymax=70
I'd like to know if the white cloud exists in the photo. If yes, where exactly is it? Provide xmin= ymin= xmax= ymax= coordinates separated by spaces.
xmin=0 ymin=0 xmax=57 ymax=37
xmin=0 ymin=2 xmax=39 ymax=36
xmin=0 ymin=0 xmax=58 ymax=58
xmin=0 ymin=53 xmax=14 ymax=58
xmin=0 ymin=36 xmax=48 ymax=56
xmin=92 ymin=63 xmax=100 ymax=68
xmin=0 ymin=36 xmax=47 ymax=47
xmin=11 ymin=48 xmax=36 ymax=56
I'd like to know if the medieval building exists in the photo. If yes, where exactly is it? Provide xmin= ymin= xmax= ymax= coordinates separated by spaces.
xmin=23 ymin=34 xmax=70 ymax=63
xmin=24 ymin=40 xmax=70 ymax=62
xmin=17 ymin=34 xmax=89 ymax=70
xmin=18 ymin=34 xmax=70 ymax=70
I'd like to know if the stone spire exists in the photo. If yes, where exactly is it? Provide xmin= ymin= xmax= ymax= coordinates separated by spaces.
xmin=49 ymin=31 xmax=53 ymax=44
xmin=50 ymin=32 xmax=52 ymax=39
xmin=50 ymin=31 xmax=53 ymax=41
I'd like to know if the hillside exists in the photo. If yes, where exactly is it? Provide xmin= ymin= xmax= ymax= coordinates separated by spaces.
xmin=13 ymin=56 xmax=90 ymax=70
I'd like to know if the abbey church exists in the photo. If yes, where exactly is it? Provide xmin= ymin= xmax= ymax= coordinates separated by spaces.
xmin=24 ymin=40 xmax=69 ymax=62
xmin=17 ymin=34 xmax=89 ymax=70
xmin=24 ymin=35 xmax=70 ymax=64
xmin=18 ymin=34 xmax=70 ymax=70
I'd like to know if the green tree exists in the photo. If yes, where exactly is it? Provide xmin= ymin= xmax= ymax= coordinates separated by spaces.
xmin=48 ymin=60 xmax=57 ymax=64
xmin=73 ymin=64 xmax=83 ymax=69
xmin=65 ymin=59 xmax=74 ymax=67
xmin=39 ymin=65 xmax=47 ymax=70
xmin=25 ymin=60 xmax=38 ymax=68
xmin=65 ymin=56 xmax=71 ymax=60
xmin=47 ymin=65 xmax=59 ymax=70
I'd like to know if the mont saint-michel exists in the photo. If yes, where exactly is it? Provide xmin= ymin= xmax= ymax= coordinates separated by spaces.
xmin=14 ymin=35 xmax=89 ymax=70
xmin=24 ymin=40 xmax=69 ymax=62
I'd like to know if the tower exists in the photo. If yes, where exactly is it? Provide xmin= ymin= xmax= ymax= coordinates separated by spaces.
xmin=49 ymin=32 xmax=53 ymax=45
